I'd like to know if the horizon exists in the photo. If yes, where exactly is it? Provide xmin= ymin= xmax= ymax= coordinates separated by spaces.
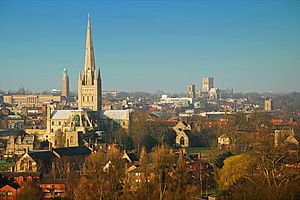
xmin=0 ymin=0 xmax=300 ymax=93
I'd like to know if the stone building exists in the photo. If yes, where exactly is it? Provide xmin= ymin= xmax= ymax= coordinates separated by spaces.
xmin=102 ymin=109 xmax=132 ymax=131
xmin=6 ymin=135 xmax=35 ymax=156
xmin=78 ymin=14 xmax=102 ymax=112
xmin=3 ymin=95 xmax=61 ymax=106
xmin=61 ymin=68 xmax=69 ymax=98
xmin=202 ymin=77 xmax=214 ymax=92
xmin=46 ymin=106 xmax=93 ymax=148
xmin=264 ymin=98 xmax=273 ymax=111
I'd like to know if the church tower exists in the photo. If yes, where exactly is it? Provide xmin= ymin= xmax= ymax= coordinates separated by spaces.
xmin=62 ymin=68 xmax=69 ymax=97
xmin=78 ymin=14 xmax=102 ymax=112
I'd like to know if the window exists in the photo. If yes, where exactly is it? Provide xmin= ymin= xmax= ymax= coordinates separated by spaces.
xmin=82 ymin=96 xmax=85 ymax=102
xmin=58 ymin=121 xmax=61 ymax=126
xmin=180 ymin=137 xmax=185 ymax=145
xmin=87 ymin=96 xmax=89 ymax=102
xmin=91 ymin=96 xmax=93 ymax=101
xmin=29 ymin=161 xmax=32 ymax=170
xmin=70 ymin=136 xmax=74 ymax=144
xmin=52 ymin=121 xmax=54 ymax=125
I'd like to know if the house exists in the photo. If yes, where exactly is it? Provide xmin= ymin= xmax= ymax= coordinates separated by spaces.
xmin=15 ymin=150 xmax=56 ymax=174
xmin=0 ymin=172 xmax=40 ymax=186
xmin=52 ymin=146 xmax=92 ymax=179
xmin=176 ymin=130 xmax=190 ymax=148
xmin=6 ymin=135 xmax=36 ymax=156
xmin=0 ymin=183 xmax=21 ymax=200
xmin=173 ymin=120 xmax=191 ymax=134
xmin=121 ymin=150 xmax=139 ymax=164
xmin=39 ymin=179 xmax=65 ymax=199
xmin=218 ymin=134 xmax=230 ymax=147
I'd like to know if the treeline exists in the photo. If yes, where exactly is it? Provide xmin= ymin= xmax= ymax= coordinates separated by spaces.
xmin=72 ymin=145 xmax=199 ymax=200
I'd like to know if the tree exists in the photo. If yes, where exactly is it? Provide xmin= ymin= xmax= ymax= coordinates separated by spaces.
xmin=74 ymin=150 xmax=124 ymax=200
xmin=218 ymin=154 xmax=256 ymax=190
xmin=151 ymin=145 xmax=173 ymax=200
xmin=215 ymin=152 xmax=233 ymax=168
xmin=141 ymin=134 xmax=158 ymax=152
xmin=17 ymin=183 xmax=43 ymax=200
xmin=168 ymin=151 xmax=191 ymax=200
xmin=134 ymin=147 xmax=156 ymax=200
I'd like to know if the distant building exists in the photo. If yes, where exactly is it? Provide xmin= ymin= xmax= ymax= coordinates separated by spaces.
xmin=176 ymin=130 xmax=190 ymax=148
xmin=264 ymin=99 xmax=273 ymax=111
xmin=209 ymin=88 xmax=220 ymax=100
xmin=102 ymin=109 xmax=132 ymax=131
xmin=6 ymin=135 xmax=35 ymax=156
xmin=218 ymin=134 xmax=230 ymax=148
xmin=61 ymin=68 xmax=69 ymax=97
xmin=160 ymin=95 xmax=193 ymax=105
xmin=3 ymin=95 xmax=61 ymax=106
xmin=202 ymin=77 xmax=214 ymax=92
xmin=187 ymin=84 xmax=196 ymax=98
xmin=50 ymin=89 xmax=61 ymax=96
xmin=173 ymin=120 xmax=191 ymax=148
xmin=78 ymin=14 xmax=102 ymax=112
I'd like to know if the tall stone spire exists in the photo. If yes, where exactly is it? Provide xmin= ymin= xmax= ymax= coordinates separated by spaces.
xmin=78 ymin=14 xmax=102 ymax=112
xmin=84 ymin=13 xmax=95 ymax=72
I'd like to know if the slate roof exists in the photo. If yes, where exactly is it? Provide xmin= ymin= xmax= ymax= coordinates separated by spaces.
xmin=127 ymin=152 xmax=138 ymax=162
xmin=53 ymin=146 xmax=92 ymax=157
xmin=51 ymin=110 xmax=72 ymax=120
xmin=0 ymin=172 xmax=41 ymax=178
xmin=28 ymin=150 xmax=56 ymax=162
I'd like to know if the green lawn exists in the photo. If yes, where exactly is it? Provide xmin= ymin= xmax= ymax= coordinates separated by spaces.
xmin=187 ymin=147 xmax=212 ymax=159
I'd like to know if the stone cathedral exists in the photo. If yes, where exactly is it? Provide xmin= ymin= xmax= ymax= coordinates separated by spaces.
xmin=78 ymin=14 xmax=102 ymax=112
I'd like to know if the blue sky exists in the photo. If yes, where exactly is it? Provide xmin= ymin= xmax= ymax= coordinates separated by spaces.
xmin=0 ymin=0 xmax=299 ymax=93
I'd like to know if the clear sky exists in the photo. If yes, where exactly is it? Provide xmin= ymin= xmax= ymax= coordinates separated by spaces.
xmin=0 ymin=0 xmax=299 ymax=93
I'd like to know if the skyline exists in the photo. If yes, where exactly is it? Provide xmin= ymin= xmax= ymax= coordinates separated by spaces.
xmin=0 ymin=0 xmax=300 ymax=93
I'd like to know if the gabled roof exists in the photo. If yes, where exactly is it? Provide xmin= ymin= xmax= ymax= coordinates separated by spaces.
xmin=122 ymin=151 xmax=139 ymax=163
xmin=218 ymin=134 xmax=229 ymax=139
xmin=53 ymin=146 xmax=92 ymax=157
xmin=284 ymin=135 xmax=299 ymax=145
xmin=0 ymin=172 xmax=41 ymax=178
xmin=51 ymin=110 xmax=72 ymax=120
xmin=28 ymin=151 xmax=56 ymax=162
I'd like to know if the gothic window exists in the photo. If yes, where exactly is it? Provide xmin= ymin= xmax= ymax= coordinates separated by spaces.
xmin=180 ymin=137 xmax=185 ymax=145
xmin=91 ymin=96 xmax=93 ymax=101
xmin=83 ymin=96 xmax=85 ymax=102
xmin=29 ymin=161 xmax=32 ymax=170
xmin=87 ymin=96 xmax=89 ymax=102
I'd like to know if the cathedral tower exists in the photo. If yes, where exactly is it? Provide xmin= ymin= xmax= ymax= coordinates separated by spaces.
xmin=78 ymin=14 xmax=102 ymax=112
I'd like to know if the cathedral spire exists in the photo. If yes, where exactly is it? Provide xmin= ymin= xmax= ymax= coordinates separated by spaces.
xmin=84 ymin=13 xmax=95 ymax=72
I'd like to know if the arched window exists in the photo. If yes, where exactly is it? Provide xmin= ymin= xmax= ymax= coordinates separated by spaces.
xmin=91 ymin=96 xmax=93 ymax=102
xmin=82 ymin=96 xmax=85 ymax=102
xmin=87 ymin=96 xmax=89 ymax=102
xmin=180 ymin=137 xmax=185 ymax=145
xmin=70 ymin=136 xmax=74 ymax=144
